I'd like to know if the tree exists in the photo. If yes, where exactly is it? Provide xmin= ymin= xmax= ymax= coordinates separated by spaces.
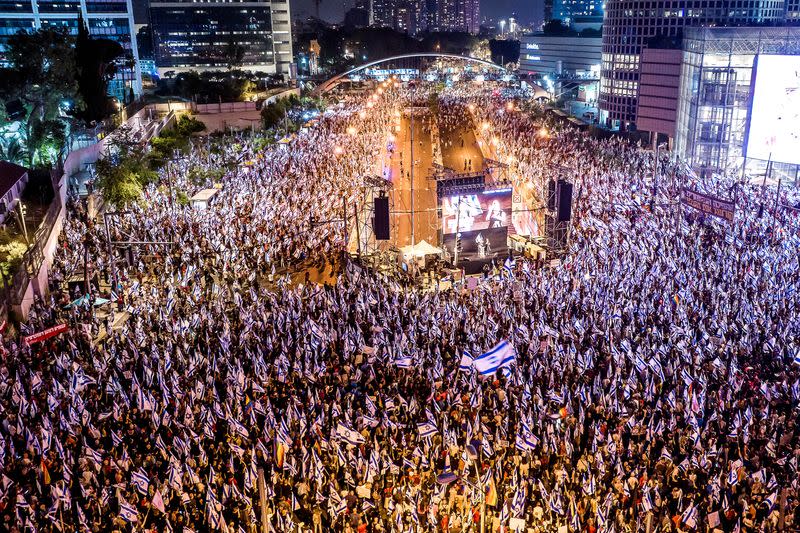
xmin=75 ymin=15 xmax=125 ymax=123
xmin=261 ymin=102 xmax=286 ymax=130
xmin=95 ymin=156 xmax=143 ymax=207
xmin=542 ymin=20 xmax=575 ymax=36
xmin=225 ymin=38 xmax=246 ymax=70
xmin=0 ymin=135 xmax=27 ymax=166
xmin=0 ymin=28 xmax=80 ymax=165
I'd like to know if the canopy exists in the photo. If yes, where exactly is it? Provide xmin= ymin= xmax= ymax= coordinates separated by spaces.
xmin=64 ymin=295 xmax=110 ymax=309
xmin=400 ymin=240 xmax=443 ymax=258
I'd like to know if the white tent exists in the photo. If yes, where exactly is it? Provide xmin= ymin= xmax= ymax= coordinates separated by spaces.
xmin=400 ymin=240 xmax=443 ymax=258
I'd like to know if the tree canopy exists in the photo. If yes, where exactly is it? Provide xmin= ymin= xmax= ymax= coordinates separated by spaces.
xmin=75 ymin=16 xmax=124 ymax=123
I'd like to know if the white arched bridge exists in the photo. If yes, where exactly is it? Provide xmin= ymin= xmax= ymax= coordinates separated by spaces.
xmin=313 ymin=53 xmax=512 ymax=95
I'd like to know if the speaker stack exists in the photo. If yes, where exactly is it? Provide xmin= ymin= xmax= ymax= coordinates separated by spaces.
xmin=556 ymin=180 xmax=573 ymax=222
xmin=373 ymin=196 xmax=390 ymax=241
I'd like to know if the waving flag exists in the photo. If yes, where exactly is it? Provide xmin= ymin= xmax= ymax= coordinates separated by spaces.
xmin=417 ymin=422 xmax=438 ymax=438
xmin=394 ymin=356 xmax=413 ymax=368
xmin=336 ymin=423 xmax=366 ymax=445
xmin=459 ymin=351 xmax=474 ymax=372
xmin=119 ymin=498 xmax=139 ymax=523
xmin=131 ymin=468 xmax=150 ymax=495
xmin=473 ymin=340 xmax=516 ymax=376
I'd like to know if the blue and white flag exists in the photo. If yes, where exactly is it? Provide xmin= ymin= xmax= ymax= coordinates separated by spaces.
xmin=417 ymin=422 xmax=438 ymax=438
xmin=473 ymin=340 xmax=515 ymax=376
xmin=459 ymin=351 xmax=473 ymax=372
xmin=131 ymin=468 xmax=150 ymax=496
xmin=394 ymin=356 xmax=413 ymax=368
xmin=119 ymin=498 xmax=139 ymax=523
xmin=336 ymin=423 xmax=365 ymax=445
xmin=681 ymin=504 xmax=698 ymax=529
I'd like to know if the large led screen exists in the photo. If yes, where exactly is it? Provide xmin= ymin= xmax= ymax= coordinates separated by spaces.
xmin=441 ymin=189 xmax=513 ymax=236
xmin=440 ymin=189 xmax=513 ymax=266
xmin=746 ymin=55 xmax=800 ymax=165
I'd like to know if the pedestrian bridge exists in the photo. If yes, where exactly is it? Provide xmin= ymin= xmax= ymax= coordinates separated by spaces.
xmin=314 ymin=53 xmax=511 ymax=95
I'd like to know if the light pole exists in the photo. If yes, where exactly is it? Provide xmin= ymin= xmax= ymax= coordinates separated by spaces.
xmin=17 ymin=200 xmax=28 ymax=245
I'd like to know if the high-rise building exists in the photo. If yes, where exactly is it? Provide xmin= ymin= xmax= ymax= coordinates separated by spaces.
xmin=599 ymin=0 xmax=786 ymax=130
xmin=372 ymin=0 xmax=394 ymax=27
xmin=149 ymin=0 xmax=293 ymax=76
xmin=0 ymin=0 xmax=141 ymax=102
xmin=463 ymin=0 xmax=480 ymax=33
xmin=355 ymin=0 xmax=374 ymax=25
xmin=544 ymin=0 xmax=554 ymax=22
xmin=370 ymin=0 xmax=477 ymax=34
xmin=552 ymin=0 xmax=603 ymax=24
xmin=787 ymin=0 xmax=800 ymax=22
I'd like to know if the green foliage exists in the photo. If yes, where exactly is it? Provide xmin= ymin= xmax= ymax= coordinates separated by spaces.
xmin=176 ymin=191 xmax=190 ymax=206
xmin=165 ymin=70 xmax=256 ymax=103
xmin=95 ymin=156 xmax=143 ymax=207
xmin=261 ymin=102 xmax=286 ymax=130
xmin=75 ymin=15 xmax=124 ymax=123
xmin=0 ymin=135 xmax=27 ymax=166
xmin=0 ymin=240 xmax=27 ymax=278
xmin=174 ymin=115 xmax=206 ymax=137
xmin=97 ymin=115 xmax=203 ymax=206
xmin=187 ymin=165 xmax=226 ymax=187
xmin=0 ymin=28 xmax=80 ymax=165
xmin=253 ymin=136 xmax=274 ymax=152
xmin=28 ymin=119 xmax=66 ymax=166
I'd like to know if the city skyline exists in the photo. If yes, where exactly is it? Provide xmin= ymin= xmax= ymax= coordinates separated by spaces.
xmin=291 ymin=0 xmax=543 ymax=24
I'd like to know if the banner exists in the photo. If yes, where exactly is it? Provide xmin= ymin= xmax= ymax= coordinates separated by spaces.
xmin=24 ymin=323 xmax=69 ymax=345
xmin=681 ymin=188 xmax=736 ymax=222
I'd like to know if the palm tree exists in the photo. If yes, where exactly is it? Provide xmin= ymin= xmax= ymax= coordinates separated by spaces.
xmin=0 ymin=134 xmax=29 ymax=166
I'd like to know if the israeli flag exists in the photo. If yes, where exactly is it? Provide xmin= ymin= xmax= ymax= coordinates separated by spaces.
xmin=417 ymin=422 xmax=438 ymax=438
xmin=473 ymin=340 xmax=516 ymax=376
xmin=394 ymin=356 xmax=413 ymax=368
xmin=131 ymin=468 xmax=150 ymax=495
xmin=765 ymin=492 xmax=777 ymax=511
xmin=459 ymin=351 xmax=473 ymax=372
xmin=336 ymin=423 xmax=365 ymax=445
xmin=119 ymin=500 xmax=139 ymax=523
xmin=681 ymin=504 xmax=698 ymax=528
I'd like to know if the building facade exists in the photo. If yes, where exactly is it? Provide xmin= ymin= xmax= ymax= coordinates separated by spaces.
xmin=635 ymin=48 xmax=682 ymax=138
xmin=0 ymin=0 xmax=141 ymax=102
xmin=463 ymin=0 xmax=480 ymax=34
xmin=599 ymin=0 xmax=786 ymax=130
xmin=150 ymin=0 xmax=292 ymax=76
xmin=552 ymin=0 xmax=603 ymax=27
xmin=519 ymin=34 xmax=602 ymax=76
xmin=787 ymin=0 xmax=800 ymax=22
xmin=674 ymin=26 xmax=800 ymax=175
xmin=368 ymin=0 xmax=479 ymax=34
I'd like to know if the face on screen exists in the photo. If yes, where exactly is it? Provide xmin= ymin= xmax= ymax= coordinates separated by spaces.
xmin=442 ymin=192 xmax=512 ymax=234
xmin=747 ymin=55 xmax=800 ymax=165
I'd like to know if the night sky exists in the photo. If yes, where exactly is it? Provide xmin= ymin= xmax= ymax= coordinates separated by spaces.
xmin=132 ymin=0 xmax=543 ymax=26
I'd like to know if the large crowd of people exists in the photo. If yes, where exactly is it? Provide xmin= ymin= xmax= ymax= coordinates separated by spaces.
xmin=2 ymin=81 xmax=800 ymax=533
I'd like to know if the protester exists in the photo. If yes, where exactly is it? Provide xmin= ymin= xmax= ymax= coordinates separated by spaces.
xmin=2 ymin=81 xmax=799 ymax=533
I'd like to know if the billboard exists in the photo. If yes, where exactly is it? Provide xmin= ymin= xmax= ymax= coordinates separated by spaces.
xmin=440 ymin=189 xmax=513 ymax=269
xmin=746 ymin=55 xmax=800 ymax=165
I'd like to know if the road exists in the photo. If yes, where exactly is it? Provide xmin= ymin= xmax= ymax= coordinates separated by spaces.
xmin=438 ymin=111 xmax=485 ymax=174
xmin=388 ymin=110 xmax=439 ymax=248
